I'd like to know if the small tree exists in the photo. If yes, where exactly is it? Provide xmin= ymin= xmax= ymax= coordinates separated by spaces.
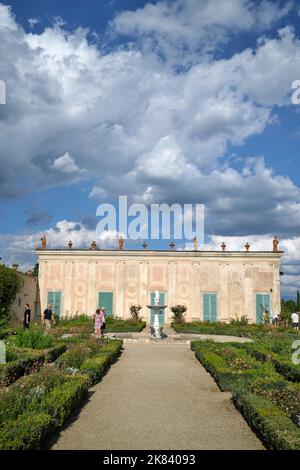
xmin=171 ymin=304 xmax=187 ymax=323
xmin=0 ymin=265 xmax=23 ymax=323
xmin=129 ymin=304 xmax=142 ymax=322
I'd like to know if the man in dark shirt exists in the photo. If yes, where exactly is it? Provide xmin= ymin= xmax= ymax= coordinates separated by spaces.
xmin=43 ymin=304 xmax=54 ymax=329
xmin=23 ymin=303 xmax=31 ymax=329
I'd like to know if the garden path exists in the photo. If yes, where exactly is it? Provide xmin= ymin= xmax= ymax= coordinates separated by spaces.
xmin=51 ymin=342 xmax=264 ymax=450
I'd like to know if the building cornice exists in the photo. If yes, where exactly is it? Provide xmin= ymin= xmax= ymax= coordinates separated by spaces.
xmin=36 ymin=249 xmax=284 ymax=259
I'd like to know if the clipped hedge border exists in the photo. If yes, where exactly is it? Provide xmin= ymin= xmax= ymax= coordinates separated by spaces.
xmin=233 ymin=393 xmax=300 ymax=450
xmin=193 ymin=342 xmax=300 ymax=450
xmin=273 ymin=359 xmax=300 ymax=383
xmin=0 ymin=376 xmax=89 ymax=450
xmin=0 ymin=413 xmax=53 ymax=450
xmin=241 ymin=343 xmax=300 ymax=383
xmin=0 ymin=345 xmax=67 ymax=387
xmin=80 ymin=340 xmax=123 ymax=384
xmin=0 ymin=340 xmax=123 ymax=449
xmin=194 ymin=347 xmax=268 ymax=393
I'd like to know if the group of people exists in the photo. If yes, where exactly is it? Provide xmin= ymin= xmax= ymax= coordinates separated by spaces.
xmin=270 ymin=311 xmax=299 ymax=330
xmin=22 ymin=303 xmax=107 ymax=337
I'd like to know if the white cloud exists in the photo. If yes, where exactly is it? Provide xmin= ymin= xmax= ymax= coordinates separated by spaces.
xmin=112 ymin=0 xmax=294 ymax=64
xmin=49 ymin=152 xmax=86 ymax=174
xmin=28 ymin=17 xmax=39 ymax=29
xmin=0 ymin=220 xmax=122 ymax=271
xmin=0 ymin=2 xmax=300 ymax=295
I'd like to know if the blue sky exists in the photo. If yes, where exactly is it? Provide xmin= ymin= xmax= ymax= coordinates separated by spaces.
xmin=0 ymin=0 xmax=300 ymax=296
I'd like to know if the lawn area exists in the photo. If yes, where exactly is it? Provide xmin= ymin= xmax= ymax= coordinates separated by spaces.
xmin=0 ymin=326 xmax=123 ymax=449
xmin=191 ymin=329 xmax=300 ymax=450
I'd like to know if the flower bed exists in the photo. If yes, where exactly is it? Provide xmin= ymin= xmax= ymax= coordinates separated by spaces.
xmin=192 ymin=340 xmax=300 ymax=449
xmin=0 ymin=339 xmax=123 ymax=449
xmin=0 ymin=345 xmax=67 ymax=387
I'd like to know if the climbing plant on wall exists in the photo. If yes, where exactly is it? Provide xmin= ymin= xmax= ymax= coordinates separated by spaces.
xmin=0 ymin=265 xmax=23 ymax=322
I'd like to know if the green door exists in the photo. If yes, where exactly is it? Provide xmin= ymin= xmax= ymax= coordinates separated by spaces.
xmin=47 ymin=291 xmax=62 ymax=317
xmin=256 ymin=294 xmax=271 ymax=324
xmin=203 ymin=293 xmax=217 ymax=322
xmin=150 ymin=292 xmax=165 ymax=325
xmin=98 ymin=292 xmax=113 ymax=317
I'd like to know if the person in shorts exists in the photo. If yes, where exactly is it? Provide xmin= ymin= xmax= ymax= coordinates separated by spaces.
xmin=43 ymin=304 xmax=54 ymax=329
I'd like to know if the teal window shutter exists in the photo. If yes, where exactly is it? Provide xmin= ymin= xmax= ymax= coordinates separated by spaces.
xmin=256 ymin=294 xmax=270 ymax=324
xmin=47 ymin=291 xmax=62 ymax=317
xmin=203 ymin=294 xmax=210 ymax=321
xmin=98 ymin=292 xmax=113 ymax=317
xmin=203 ymin=293 xmax=217 ymax=322
xmin=210 ymin=294 xmax=217 ymax=322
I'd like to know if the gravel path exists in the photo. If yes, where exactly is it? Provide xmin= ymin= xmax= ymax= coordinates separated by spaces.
xmin=51 ymin=343 xmax=264 ymax=450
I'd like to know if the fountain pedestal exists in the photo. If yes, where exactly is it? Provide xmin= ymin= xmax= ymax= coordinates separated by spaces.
xmin=146 ymin=290 xmax=167 ymax=339
xmin=147 ymin=304 xmax=167 ymax=339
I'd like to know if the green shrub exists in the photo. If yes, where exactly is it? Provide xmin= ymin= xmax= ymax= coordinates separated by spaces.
xmin=44 ymin=344 xmax=67 ymax=363
xmin=0 ymin=339 xmax=123 ymax=450
xmin=233 ymin=393 xmax=300 ymax=450
xmin=57 ymin=314 xmax=93 ymax=327
xmin=39 ymin=376 xmax=89 ymax=429
xmin=14 ymin=329 xmax=54 ymax=349
xmin=273 ymin=359 xmax=300 ymax=383
xmin=99 ymin=340 xmax=122 ymax=356
xmin=80 ymin=355 xmax=111 ymax=384
xmin=0 ymin=412 xmax=52 ymax=450
xmin=0 ymin=353 xmax=45 ymax=387
xmin=0 ymin=345 xmax=67 ymax=387
xmin=79 ymin=340 xmax=122 ymax=383
xmin=55 ymin=347 xmax=93 ymax=370
xmin=172 ymin=321 xmax=262 ymax=337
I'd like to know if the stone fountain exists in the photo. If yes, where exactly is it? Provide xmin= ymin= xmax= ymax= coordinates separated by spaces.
xmin=147 ymin=290 xmax=167 ymax=339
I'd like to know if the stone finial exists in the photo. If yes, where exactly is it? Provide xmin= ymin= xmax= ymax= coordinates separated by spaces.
xmin=41 ymin=235 xmax=47 ymax=249
xmin=193 ymin=236 xmax=198 ymax=251
xmin=170 ymin=241 xmax=175 ymax=251
xmin=118 ymin=237 xmax=124 ymax=251
xmin=68 ymin=240 xmax=73 ymax=249
xmin=221 ymin=242 xmax=226 ymax=252
xmin=245 ymin=242 xmax=250 ymax=252
xmin=143 ymin=241 xmax=147 ymax=250
xmin=90 ymin=241 xmax=97 ymax=250
xmin=273 ymin=237 xmax=279 ymax=253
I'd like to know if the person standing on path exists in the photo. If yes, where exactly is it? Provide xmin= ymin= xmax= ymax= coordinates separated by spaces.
xmin=100 ymin=307 xmax=106 ymax=337
xmin=43 ymin=304 xmax=55 ymax=330
xmin=93 ymin=308 xmax=104 ymax=339
xmin=291 ymin=311 xmax=299 ymax=330
xmin=23 ymin=303 xmax=31 ymax=329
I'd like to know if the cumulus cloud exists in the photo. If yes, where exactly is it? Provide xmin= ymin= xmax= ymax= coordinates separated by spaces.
xmin=0 ymin=1 xmax=300 ymax=295
xmin=112 ymin=0 xmax=294 ymax=64
xmin=49 ymin=152 xmax=86 ymax=174
xmin=0 ymin=220 xmax=122 ymax=271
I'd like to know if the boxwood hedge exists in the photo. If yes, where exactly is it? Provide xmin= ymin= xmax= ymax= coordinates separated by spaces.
xmin=0 ymin=339 xmax=123 ymax=449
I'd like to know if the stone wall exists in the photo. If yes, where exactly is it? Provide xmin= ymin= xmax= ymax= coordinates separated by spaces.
xmin=10 ymin=272 xmax=41 ymax=322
